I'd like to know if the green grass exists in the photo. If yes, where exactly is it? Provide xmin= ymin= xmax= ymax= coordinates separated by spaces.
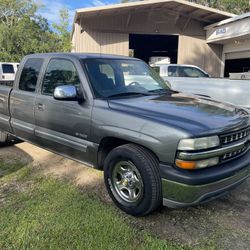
xmin=0 ymin=160 xmax=26 ymax=179
xmin=0 ymin=162 xmax=185 ymax=250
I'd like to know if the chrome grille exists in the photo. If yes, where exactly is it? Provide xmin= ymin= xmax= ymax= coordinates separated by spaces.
xmin=220 ymin=127 xmax=250 ymax=145
xmin=221 ymin=145 xmax=248 ymax=161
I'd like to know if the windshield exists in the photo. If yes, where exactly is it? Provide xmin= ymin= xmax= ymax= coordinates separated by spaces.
xmin=83 ymin=59 xmax=170 ymax=98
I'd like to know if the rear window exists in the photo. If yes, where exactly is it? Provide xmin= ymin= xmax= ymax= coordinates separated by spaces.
xmin=2 ymin=64 xmax=14 ymax=74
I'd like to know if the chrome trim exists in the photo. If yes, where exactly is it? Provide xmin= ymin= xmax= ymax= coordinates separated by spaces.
xmin=54 ymin=85 xmax=77 ymax=100
xmin=177 ymin=140 xmax=249 ymax=161
xmin=220 ymin=126 xmax=250 ymax=145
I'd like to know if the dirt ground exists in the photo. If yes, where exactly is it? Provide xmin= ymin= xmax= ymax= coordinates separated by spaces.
xmin=0 ymin=142 xmax=249 ymax=250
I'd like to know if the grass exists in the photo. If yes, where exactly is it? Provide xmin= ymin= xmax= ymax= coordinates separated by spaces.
xmin=0 ymin=162 xmax=185 ymax=250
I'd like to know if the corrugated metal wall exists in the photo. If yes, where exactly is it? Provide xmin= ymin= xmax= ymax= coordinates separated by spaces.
xmin=178 ymin=35 xmax=223 ymax=77
xmin=72 ymin=17 xmax=223 ymax=77
xmin=73 ymin=27 xmax=129 ymax=56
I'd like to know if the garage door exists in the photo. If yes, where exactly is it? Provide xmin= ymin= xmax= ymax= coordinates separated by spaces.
xmin=225 ymin=50 xmax=250 ymax=60
xmin=224 ymin=56 xmax=250 ymax=77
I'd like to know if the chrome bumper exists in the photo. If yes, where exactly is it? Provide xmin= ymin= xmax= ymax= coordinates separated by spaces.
xmin=162 ymin=164 xmax=250 ymax=208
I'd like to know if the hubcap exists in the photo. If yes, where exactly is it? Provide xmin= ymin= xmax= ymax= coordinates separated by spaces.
xmin=111 ymin=161 xmax=143 ymax=203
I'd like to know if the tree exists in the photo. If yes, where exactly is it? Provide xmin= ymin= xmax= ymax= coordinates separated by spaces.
xmin=52 ymin=8 xmax=71 ymax=52
xmin=189 ymin=0 xmax=250 ymax=14
xmin=120 ymin=0 xmax=250 ymax=14
xmin=0 ymin=0 xmax=71 ymax=62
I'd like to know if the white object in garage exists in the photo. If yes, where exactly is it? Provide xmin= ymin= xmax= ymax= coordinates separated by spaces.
xmin=229 ymin=72 xmax=250 ymax=80
xmin=149 ymin=57 xmax=170 ymax=66
xmin=0 ymin=62 xmax=19 ymax=82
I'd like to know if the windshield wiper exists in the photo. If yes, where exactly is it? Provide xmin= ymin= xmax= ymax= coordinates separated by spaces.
xmin=108 ymin=92 xmax=151 ymax=98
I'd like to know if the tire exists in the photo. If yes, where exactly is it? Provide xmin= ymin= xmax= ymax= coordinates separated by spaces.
xmin=104 ymin=144 xmax=162 ymax=216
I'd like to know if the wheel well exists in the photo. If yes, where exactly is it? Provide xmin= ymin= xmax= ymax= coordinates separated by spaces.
xmin=97 ymin=137 xmax=159 ymax=170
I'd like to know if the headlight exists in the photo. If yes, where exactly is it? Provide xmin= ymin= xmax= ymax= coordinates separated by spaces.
xmin=178 ymin=136 xmax=220 ymax=151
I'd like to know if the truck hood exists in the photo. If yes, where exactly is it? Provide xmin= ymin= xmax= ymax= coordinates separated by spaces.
xmin=108 ymin=92 xmax=249 ymax=135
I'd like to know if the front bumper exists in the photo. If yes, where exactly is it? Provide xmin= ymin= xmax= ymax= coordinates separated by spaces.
xmin=162 ymin=164 xmax=250 ymax=208
xmin=160 ymin=150 xmax=250 ymax=208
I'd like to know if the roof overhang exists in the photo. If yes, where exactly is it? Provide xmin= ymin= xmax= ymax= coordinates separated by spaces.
xmin=74 ymin=0 xmax=234 ymax=25
xmin=205 ymin=12 xmax=250 ymax=44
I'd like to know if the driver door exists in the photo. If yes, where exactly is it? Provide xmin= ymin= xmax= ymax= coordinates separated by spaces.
xmin=34 ymin=58 xmax=93 ymax=163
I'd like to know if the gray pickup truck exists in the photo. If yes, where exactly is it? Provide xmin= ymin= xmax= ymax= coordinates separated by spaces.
xmin=0 ymin=53 xmax=249 ymax=216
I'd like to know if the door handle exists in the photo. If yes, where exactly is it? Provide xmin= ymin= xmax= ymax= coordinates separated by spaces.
xmin=37 ymin=103 xmax=45 ymax=111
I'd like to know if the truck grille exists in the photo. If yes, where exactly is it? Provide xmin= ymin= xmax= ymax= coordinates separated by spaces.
xmin=220 ymin=127 xmax=250 ymax=145
xmin=220 ymin=126 xmax=250 ymax=162
xmin=221 ymin=145 xmax=248 ymax=161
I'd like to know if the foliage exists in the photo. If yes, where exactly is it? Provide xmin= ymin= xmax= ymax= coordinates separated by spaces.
xmin=0 ymin=0 xmax=71 ymax=62
xmin=189 ymin=0 xmax=250 ymax=14
xmin=52 ymin=8 xmax=72 ymax=52
xmin=120 ymin=0 xmax=250 ymax=14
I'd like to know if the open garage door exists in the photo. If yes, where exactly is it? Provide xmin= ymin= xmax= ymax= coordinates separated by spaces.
xmin=129 ymin=34 xmax=178 ymax=64
xmin=224 ymin=51 xmax=250 ymax=77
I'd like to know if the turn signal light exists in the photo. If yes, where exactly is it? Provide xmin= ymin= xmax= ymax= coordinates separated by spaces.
xmin=175 ymin=157 xmax=219 ymax=170
xmin=175 ymin=159 xmax=196 ymax=170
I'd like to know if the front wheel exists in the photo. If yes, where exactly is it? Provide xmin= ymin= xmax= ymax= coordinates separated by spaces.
xmin=104 ymin=144 xmax=162 ymax=216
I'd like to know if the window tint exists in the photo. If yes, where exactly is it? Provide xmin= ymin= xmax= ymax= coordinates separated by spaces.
xmin=2 ymin=64 xmax=14 ymax=74
xmin=19 ymin=58 xmax=43 ymax=92
xmin=42 ymin=59 xmax=81 ymax=95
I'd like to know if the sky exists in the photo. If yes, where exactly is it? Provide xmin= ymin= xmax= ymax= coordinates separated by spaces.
xmin=37 ymin=0 xmax=119 ymax=27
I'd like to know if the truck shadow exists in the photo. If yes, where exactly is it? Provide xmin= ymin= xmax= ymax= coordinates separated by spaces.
xmin=0 ymin=144 xmax=34 ymax=178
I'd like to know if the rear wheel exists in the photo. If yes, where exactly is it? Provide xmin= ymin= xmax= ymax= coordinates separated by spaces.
xmin=104 ymin=144 xmax=162 ymax=216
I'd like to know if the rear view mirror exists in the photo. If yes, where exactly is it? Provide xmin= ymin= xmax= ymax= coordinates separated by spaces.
xmin=54 ymin=85 xmax=83 ymax=101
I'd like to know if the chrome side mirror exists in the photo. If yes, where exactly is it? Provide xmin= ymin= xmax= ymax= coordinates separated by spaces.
xmin=54 ymin=85 xmax=79 ymax=101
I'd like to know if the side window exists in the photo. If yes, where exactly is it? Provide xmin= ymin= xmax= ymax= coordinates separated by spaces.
xmin=19 ymin=58 xmax=43 ymax=92
xmin=168 ymin=66 xmax=177 ymax=77
xmin=42 ymin=59 xmax=81 ymax=95
xmin=182 ymin=67 xmax=206 ymax=77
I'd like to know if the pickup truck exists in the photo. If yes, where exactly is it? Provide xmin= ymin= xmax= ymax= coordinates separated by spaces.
xmin=151 ymin=63 xmax=210 ymax=78
xmin=0 ymin=53 xmax=249 ymax=216
xmin=151 ymin=63 xmax=250 ymax=108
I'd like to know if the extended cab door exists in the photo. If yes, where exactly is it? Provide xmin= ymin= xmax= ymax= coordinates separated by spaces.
xmin=10 ymin=58 xmax=44 ymax=142
xmin=34 ymin=58 xmax=93 ymax=164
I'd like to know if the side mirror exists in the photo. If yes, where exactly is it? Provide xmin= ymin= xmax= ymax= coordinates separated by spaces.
xmin=53 ymin=85 xmax=83 ymax=101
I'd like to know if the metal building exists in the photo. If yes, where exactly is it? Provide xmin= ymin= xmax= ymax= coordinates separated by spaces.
xmin=72 ymin=0 xmax=249 ymax=77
